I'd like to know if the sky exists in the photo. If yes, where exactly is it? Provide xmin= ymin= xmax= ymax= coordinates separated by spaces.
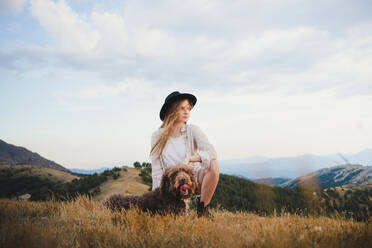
xmin=1 ymin=0 xmax=372 ymax=170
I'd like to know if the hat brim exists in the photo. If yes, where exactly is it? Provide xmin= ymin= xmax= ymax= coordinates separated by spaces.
xmin=160 ymin=93 xmax=197 ymax=121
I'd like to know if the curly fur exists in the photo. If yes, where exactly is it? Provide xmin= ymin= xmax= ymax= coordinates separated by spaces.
xmin=101 ymin=164 xmax=197 ymax=215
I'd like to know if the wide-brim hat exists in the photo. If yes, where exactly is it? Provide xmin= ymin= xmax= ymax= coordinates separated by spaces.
xmin=160 ymin=91 xmax=197 ymax=121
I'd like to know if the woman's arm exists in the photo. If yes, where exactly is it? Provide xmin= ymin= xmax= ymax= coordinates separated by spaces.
xmin=191 ymin=124 xmax=217 ymax=169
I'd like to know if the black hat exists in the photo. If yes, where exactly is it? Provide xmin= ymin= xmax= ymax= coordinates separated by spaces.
xmin=160 ymin=91 xmax=197 ymax=121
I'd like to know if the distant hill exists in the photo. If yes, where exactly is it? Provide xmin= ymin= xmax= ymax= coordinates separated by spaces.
xmin=0 ymin=163 xmax=79 ymax=200
xmin=0 ymin=163 xmax=148 ymax=201
xmin=279 ymin=164 xmax=372 ymax=188
xmin=69 ymin=167 xmax=112 ymax=175
xmin=0 ymin=139 xmax=69 ymax=172
xmin=252 ymin=177 xmax=291 ymax=186
xmin=220 ymin=149 xmax=372 ymax=179
xmin=0 ymin=164 xmax=77 ymax=184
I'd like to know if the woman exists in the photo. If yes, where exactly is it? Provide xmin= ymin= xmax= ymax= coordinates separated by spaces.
xmin=149 ymin=91 xmax=220 ymax=217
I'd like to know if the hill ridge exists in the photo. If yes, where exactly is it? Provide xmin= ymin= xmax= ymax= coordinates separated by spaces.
xmin=279 ymin=164 xmax=372 ymax=188
xmin=0 ymin=139 xmax=69 ymax=172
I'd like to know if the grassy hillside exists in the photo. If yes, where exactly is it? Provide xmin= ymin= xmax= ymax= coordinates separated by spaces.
xmin=211 ymin=173 xmax=372 ymax=221
xmin=0 ymin=164 xmax=127 ymax=201
xmin=0 ymin=196 xmax=370 ymax=248
xmin=0 ymin=163 xmax=150 ymax=202
xmin=1 ymin=163 xmax=371 ymax=221
xmin=0 ymin=164 xmax=78 ymax=183
xmin=93 ymin=167 xmax=149 ymax=202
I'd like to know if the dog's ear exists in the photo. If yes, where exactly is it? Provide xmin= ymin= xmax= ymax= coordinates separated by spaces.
xmin=160 ymin=168 xmax=172 ymax=195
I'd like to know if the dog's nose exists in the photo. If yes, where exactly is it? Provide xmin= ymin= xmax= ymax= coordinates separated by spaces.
xmin=180 ymin=177 xmax=186 ymax=184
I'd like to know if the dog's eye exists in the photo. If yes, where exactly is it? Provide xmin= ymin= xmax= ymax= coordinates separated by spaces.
xmin=170 ymin=173 xmax=178 ymax=180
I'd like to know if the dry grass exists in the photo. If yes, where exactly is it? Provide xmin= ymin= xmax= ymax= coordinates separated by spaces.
xmin=0 ymin=196 xmax=371 ymax=248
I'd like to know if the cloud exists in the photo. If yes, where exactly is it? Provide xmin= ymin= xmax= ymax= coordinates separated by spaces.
xmin=0 ymin=0 xmax=370 ymax=98
xmin=56 ymin=79 xmax=142 ymax=99
xmin=30 ymin=0 xmax=100 ymax=55
xmin=52 ymin=77 xmax=171 ymax=112
xmin=3 ymin=0 xmax=372 ymax=168
xmin=0 ymin=0 xmax=27 ymax=13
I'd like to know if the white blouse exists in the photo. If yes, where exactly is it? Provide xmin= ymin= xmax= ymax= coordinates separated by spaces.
xmin=162 ymin=135 xmax=187 ymax=169
xmin=149 ymin=123 xmax=217 ymax=190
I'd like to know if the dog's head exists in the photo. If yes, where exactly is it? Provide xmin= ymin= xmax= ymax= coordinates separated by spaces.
xmin=160 ymin=164 xmax=197 ymax=199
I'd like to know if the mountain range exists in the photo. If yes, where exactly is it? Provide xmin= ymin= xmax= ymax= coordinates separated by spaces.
xmin=252 ymin=177 xmax=291 ymax=186
xmin=278 ymin=164 xmax=372 ymax=188
xmin=1 ymin=138 xmax=372 ymax=189
xmin=69 ymin=168 xmax=112 ymax=174
xmin=220 ymin=149 xmax=372 ymax=179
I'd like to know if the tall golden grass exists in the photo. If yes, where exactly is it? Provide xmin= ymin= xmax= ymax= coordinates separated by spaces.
xmin=0 ymin=196 xmax=370 ymax=248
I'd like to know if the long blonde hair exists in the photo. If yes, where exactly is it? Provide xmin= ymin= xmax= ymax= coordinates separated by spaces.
xmin=150 ymin=99 xmax=194 ymax=159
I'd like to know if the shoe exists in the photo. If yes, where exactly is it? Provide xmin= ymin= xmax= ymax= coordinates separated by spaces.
xmin=196 ymin=196 xmax=213 ymax=219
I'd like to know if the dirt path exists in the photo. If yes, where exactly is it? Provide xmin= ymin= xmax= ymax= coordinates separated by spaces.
xmin=94 ymin=168 xmax=149 ymax=201
xmin=121 ymin=175 xmax=135 ymax=193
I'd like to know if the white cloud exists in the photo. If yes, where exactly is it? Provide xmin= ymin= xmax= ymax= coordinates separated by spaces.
xmin=52 ymin=77 xmax=171 ymax=113
xmin=0 ymin=0 xmax=27 ymax=13
xmin=3 ymin=0 xmax=372 ymax=168
xmin=56 ymin=79 xmax=142 ymax=99
xmin=0 ymin=0 xmax=369 ymax=101
xmin=257 ymin=31 xmax=372 ymax=95
xmin=30 ymin=0 xmax=100 ymax=55
xmin=22 ymin=0 xmax=371 ymax=98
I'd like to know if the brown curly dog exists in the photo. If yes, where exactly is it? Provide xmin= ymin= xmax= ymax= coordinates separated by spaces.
xmin=101 ymin=164 xmax=197 ymax=215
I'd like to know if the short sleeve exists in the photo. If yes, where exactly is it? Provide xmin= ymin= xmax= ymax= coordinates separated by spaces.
xmin=150 ymin=131 xmax=163 ymax=190
xmin=191 ymin=125 xmax=217 ymax=169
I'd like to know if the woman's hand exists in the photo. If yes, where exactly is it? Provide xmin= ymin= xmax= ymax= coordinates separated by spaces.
xmin=182 ymin=153 xmax=201 ymax=165
xmin=182 ymin=156 xmax=190 ymax=165
xmin=189 ymin=153 xmax=202 ymax=163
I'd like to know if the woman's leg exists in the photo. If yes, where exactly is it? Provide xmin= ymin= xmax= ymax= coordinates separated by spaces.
xmin=197 ymin=159 xmax=220 ymax=206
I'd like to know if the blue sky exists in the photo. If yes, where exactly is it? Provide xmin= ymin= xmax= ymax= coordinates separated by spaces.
xmin=1 ymin=0 xmax=372 ymax=169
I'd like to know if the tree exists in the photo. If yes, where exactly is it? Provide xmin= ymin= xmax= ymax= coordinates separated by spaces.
xmin=133 ymin=161 xmax=141 ymax=169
